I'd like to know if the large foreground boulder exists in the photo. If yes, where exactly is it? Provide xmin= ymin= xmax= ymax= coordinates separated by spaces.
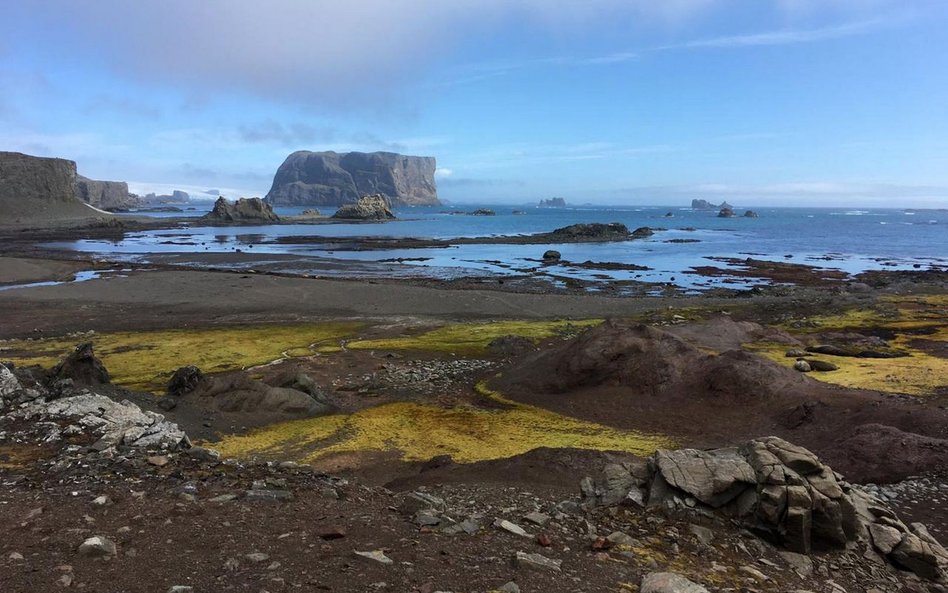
xmin=264 ymin=150 xmax=439 ymax=207
xmin=332 ymin=194 xmax=396 ymax=220
xmin=581 ymin=436 xmax=948 ymax=580
xmin=203 ymin=197 xmax=280 ymax=223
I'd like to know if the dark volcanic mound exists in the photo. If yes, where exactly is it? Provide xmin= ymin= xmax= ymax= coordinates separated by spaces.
xmin=493 ymin=319 xmax=948 ymax=483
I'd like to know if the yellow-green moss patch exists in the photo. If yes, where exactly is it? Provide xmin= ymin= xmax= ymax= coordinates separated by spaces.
xmin=0 ymin=322 xmax=361 ymax=392
xmin=346 ymin=319 xmax=602 ymax=355
xmin=749 ymin=294 xmax=948 ymax=396
xmin=210 ymin=381 xmax=672 ymax=464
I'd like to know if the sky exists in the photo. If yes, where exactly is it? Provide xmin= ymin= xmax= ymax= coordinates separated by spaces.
xmin=1 ymin=0 xmax=947 ymax=207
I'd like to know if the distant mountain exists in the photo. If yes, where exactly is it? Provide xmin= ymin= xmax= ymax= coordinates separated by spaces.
xmin=264 ymin=150 xmax=439 ymax=207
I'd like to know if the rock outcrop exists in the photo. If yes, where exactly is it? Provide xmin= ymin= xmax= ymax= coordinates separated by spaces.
xmin=50 ymin=342 xmax=111 ymax=386
xmin=0 ymin=151 xmax=107 ymax=223
xmin=265 ymin=151 xmax=439 ymax=207
xmin=74 ymin=176 xmax=142 ymax=211
xmin=331 ymin=194 xmax=396 ymax=220
xmin=582 ymin=437 xmax=948 ymax=580
xmin=718 ymin=207 xmax=736 ymax=218
xmin=546 ymin=223 xmax=636 ymax=242
xmin=203 ymin=197 xmax=280 ymax=223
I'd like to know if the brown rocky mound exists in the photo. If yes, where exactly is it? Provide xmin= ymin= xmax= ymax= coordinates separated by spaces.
xmin=494 ymin=319 xmax=948 ymax=483
xmin=49 ymin=342 xmax=111 ymax=386
xmin=164 ymin=367 xmax=334 ymax=433
xmin=824 ymin=424 xmax=948 ymax=485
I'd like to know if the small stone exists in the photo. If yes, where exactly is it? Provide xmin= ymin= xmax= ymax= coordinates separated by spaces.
xmin=523 ymin=512 xmax=550 ymax=526
xmin=186 ymin=447 xmax=221 ymax=462
xmin=536 ymin=533 xmax=553 ymax=547
xmin=317 ymin=526 xmax=347 ymax=540
xmin=208 ymin=494 xmax=238 ymax=503
xmin=8 ymin=551 xmax=24 ymax=561
xmin=497 ymin=583 xmax=520 ymax=593
xmin=415 ymin=511 xmax=441 ymax=526
xmin=640 ymin=572 xmax=709 ymax=593
xmin=513 ymin=551 xmax=561 ymax=572
xmin=91 ymin=495 xmax=110 ymax=506
xmin=739 ymin=565 xmax=768 ymax=582
xmin=78 ymin=536 xmax=117 ymax=558
xmin=245 ymin=552 xmax=270 ymax=563
xmin=167 ymin=587 xmax=194 ymax=593
xmin=793 ymin=360 xmax=811 ymax=373
xmin=494 ymin=519 xmax=532 ymax=538
xmin=354 ymin=550 xmax=393 ymax=565
xmin=57 ymin=574 xmax=73 ymax=588
xmin=606 ymin=531 xmax=637 ymax=546
xmin=243 ymin=490 xmax=293 ymax=503
xmin=147 ymin=455 xmax=170 ymax=467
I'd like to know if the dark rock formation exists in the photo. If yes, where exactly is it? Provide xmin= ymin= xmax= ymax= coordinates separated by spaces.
xmin=75 ymin=176 xmax=142 ymax=211
xmin=469 ymin=208 xmax=495 ymax=216
xmin=167 ymin=366 xmax=204 ymax=396
xmin=203 ymin=197 xmax=280 ymax=223
xmin=718 ymin=207 xmax=736 ymax=218
xmin=538 ymin=197 xmax=567 ymax=208
xmin=50 ymin=343 xmax=110 ymax=386
xmin=744 ymin=210 xmax=759 ymax=218
xmin=265 ymin=151 xmax=439 ymax=207
xmin=547 ymin=223 xmax=632 ymax=242
xmin=331 ymin=194 xmax=395 ymax=220
xmin=582 ymin=437 xmax=948 ymax=580
xmin=0 ymin=151 xmax=107 ymax=223
xmin=542 ymin=250 xmax=561 ymax=261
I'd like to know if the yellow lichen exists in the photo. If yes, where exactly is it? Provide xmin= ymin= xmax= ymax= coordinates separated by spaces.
xmin=346 ymin=319 xmax=602 ymax=355
xmin=209 ymin=380 xmax=673 ymax=464
xmin=749 ymin=294 xmax=948 ymax=396
xmin=0 ymin=322 xmax=361 ymax=392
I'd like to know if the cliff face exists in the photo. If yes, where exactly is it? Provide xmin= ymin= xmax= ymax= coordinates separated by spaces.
xmin=264 ymin=151 xmax=439 ymax=207
xmin=75 ymin=176 xmax=142 ymax=211
xmin=0 ymin=151 xmax=106 ymax=223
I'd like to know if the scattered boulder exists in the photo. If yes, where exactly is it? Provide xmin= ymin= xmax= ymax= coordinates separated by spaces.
xmin=0 ymin=364 xmax=20 ymax=400
xmin=487 ymin=335 xmax=537 ymax=357
xmin=804 ymin=359 xmax=838 ymax=372
xmin=167 ymin=366 xmax=203 ymax=396
xmin=542 ymin=250 xmax=561 ymax=262
xmin=50 ymin=343 xmax=111 ymax=386
xmin=582 ymin=436 xmax=948 ymax=580
xmin=332 ymin=194 xmax=396 ymax=220
xmin=203 ymin=197 xmax=280 ymax=223
xmin=631 ymin=226 xmax=654 ymax=238
xmin=793 ymin=360 xmax=811 ymax=373
xmin=78 ymin=536 xmax=117 ymax=558
xmin=744 ymin=210 xmax=759 ymax=218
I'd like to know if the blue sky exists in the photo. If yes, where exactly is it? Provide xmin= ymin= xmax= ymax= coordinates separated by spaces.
xmin=1 ymin=0 xmax=947 ymax=206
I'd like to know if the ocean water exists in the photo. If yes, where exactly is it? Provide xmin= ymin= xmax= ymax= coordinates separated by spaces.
xmin=55 ymin=205 xmax=948 ymax=291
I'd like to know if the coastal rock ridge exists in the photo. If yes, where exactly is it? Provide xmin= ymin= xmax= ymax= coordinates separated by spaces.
xmin=264 ymin=150 xmax=439 ymax=207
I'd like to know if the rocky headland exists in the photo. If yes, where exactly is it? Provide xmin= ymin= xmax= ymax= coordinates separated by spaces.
xmin=264 ymin=150 xmax=439 ymax=207
xmin=74 ymin=176 xmax=142 ymax=212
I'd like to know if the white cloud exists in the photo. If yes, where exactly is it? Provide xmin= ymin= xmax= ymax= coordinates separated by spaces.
xmin=435 ymin=168 xmax=453 ymax=178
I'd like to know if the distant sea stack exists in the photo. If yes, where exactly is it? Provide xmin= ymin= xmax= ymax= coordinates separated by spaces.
xmin=75 ymin=176 xmax=142 ymax=211
xmin=203 ymin=197 xmax=280 ymax=223
xmin=0 ymin=151 xmax=111 ymax=223
xmin=538 ymin=197 xmax=567 ymax=208
xmin=691 ymin=199 xmax=733 ymax=210
xmin=264 ymin=151 xmax=439 ymax=207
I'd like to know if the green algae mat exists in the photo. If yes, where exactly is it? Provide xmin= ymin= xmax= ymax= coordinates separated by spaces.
xmin=209 ymin=381 xmax=673 ymax=463
xmin=747 ymin=294 xmax=948 ymax=396
xmin=0 ymin=322 xmax=362 ymax=392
